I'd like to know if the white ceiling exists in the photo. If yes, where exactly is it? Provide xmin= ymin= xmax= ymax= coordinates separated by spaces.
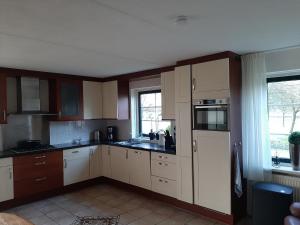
xmin=0 ymin=0 xmax=300 ymax=77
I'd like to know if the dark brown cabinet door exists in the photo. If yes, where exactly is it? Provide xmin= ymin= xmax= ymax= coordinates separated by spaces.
xmin=0 ymin=75 xmax=7 ymax=124
xmin=50 ymin=79 xmax=83 ymax=121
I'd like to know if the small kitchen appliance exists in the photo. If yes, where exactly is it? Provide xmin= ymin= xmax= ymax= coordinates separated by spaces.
xmin=107 ymin=126 xmax=117 ymax=142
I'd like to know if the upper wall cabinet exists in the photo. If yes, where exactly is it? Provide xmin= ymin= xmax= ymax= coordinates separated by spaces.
xmin=0 ymin=75 xmax=7 ymax=124
xmin=192 ymin=58 xmax=230 ymax=99
xmin=102 ymin=80 xmax=129 ymax=120
xmin=161 ymin=70 xmax=175 ymax=120
xmin=83 ymin=81 xmax=102 ymax=120
xmin=49 ymin=78 xmax=83 ymax=121
xmin=175 ymin=65 xmax=191 ymax=103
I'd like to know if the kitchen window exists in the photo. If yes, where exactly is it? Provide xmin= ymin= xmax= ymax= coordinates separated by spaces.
xmin=138 ymin=90 xmax=171 ymax=136
xmin=268 ymin=76 xmax=300 ymax=163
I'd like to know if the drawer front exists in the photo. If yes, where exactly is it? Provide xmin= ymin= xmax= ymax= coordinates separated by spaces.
xmin=14 ymin=174 xmax=63 ymax=198
xmin=151 ymin=152 xmax=176 ymax=163
xmin=0 ymin=158 xmax=13 ymax=167
xmin=151 ymin=160 xmax=176 ymax=180
xmin=14 ymin=162 xmax=62 ymax=181
xmin=63 ymin=147 xmax=91 ymax=160
xmin=14 ymin=151 xmax=62 ymax=166
xmin=151 ymin=176 xmax=176 ymax=198
xmin=13 ymin=151 xmax=63 ymax=181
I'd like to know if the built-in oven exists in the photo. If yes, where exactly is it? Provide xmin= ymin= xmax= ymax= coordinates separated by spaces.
xmin=193 ymin=98 xmax=229 ymax=131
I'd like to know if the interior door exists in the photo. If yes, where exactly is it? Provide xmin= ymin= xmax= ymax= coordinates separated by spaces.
xmin=110 ymin=146 xmax=129 ymax=183
xmin=193 ymin=130 xmax=231 ymax=214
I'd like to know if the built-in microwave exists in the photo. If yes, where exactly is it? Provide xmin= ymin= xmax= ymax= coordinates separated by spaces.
xmin=193 ymin=98 xmax=229 ymax=131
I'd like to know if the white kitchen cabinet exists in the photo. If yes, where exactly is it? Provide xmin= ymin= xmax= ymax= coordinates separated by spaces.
xmin=0 ymin=158 xmax=14 ymax=202
xmin=110 ymin=146 xmax=129 ymax=183
xmin=175 ymin=65 xmax=191 ymax=103
xmin=63 ymin=147 xmax=90 ymax=186
xmin=89 ymin=146 xmax=102 ymax=179
xmin=151 ymin=160 xmax=176 ymax=180
xmin=102 ymin=80 xmax=129 ymax=120
xmin=151 ymin=176 xmax=177 ymax=198
xmin=175 ymin=102 xmax=192 ymax=157
xmin=102 ymin=81 xmax=118 ymax=119
xmin=128 ymin=150 xmax=151 ymax=190
xmin=151 ymin=152 xmax=177 ymax=163
xmin=193 ymin=130 xmax=231 ymax=214
xmin=161 ymin=70 xmax=175 ymax=120
xmin=101 ymin=145 xmax=112 ymax=178
xmin=176 ymin=156 xmax=193 ymax=203
xmin=83 ymin=81 xmax=102 ymax=119
xmin=192 ymin=58 xmax=230 ymax=99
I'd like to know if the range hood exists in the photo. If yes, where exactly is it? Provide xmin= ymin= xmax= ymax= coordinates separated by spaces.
xmin=15 ymin=77 xmax=55 ymax=115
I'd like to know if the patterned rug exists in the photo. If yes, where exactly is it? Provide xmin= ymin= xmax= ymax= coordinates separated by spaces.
xmin=71 ymin=216 xmax=119 ymax=225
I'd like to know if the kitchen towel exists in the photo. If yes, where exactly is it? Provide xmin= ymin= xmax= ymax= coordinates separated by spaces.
xmin=234 ymin=144 xmax=243 ymax=198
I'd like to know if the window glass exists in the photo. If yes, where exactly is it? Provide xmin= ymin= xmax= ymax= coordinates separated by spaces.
xmin=139 ymin=91 xmax=171 ymax=136
xmin=268 ymin=79 xmax=300 ymax=162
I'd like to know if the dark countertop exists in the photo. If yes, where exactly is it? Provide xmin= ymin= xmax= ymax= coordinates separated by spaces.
xmin=0 ymin=140 xmax=176 ymax=159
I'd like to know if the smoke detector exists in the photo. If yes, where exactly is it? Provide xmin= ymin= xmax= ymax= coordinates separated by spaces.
xmin=174 ymin=15 xmax=189 ymax=25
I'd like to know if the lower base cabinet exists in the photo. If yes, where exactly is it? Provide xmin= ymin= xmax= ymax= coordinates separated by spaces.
xmin=110 ymin=146 xmax=129 ymax=183
xmin=128 ymin=150 xmax=151 ymax=190
xmin=89 ymin=146 xmax=102 ymax=179
xmin=63 ymin=147 xmax=90 ymax=186
xmin=176 ymin=156 xmax=193 ymax=203
xmin=151 ymin=176 xmax=177 ymax=198
xmin=14 ymin=152 xmax=63 ymax=198
xmin=0 ymin=158 xmax=14 ymax=202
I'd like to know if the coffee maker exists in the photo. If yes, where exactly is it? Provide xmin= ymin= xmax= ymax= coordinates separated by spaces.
xmin=107 ymin=126 xmax=117 ymax=142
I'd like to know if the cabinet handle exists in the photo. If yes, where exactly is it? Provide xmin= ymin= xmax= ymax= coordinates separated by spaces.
xmin=72 ymin=150 xmax=79 ymax=154
xmin=3 ymin=110 xmax=6 ymax=122
xmin=58 ymin=111 xmax=62 ymax=119
xmin=134 ymin=151 xmax=138 ymax=154
xmin=158 ymin=155 xmax=162 ymax=159
xmin=164 ymin=180 xmax=168 ymax=183
xmin=158 ymin=162 xmax=162 ymax=165
xmin=164 ymin=156 xmax=168 ymax=159
xmin=126 ymin=150 xmax=128 ymax=159
xmin=158 ymin=179 xmax=163 ymax=182
xmin=164 ymin=163 xmax=168 ymax=166
xmin=8 ymin=168 xmax=12 ymax=179
xmin=35 ymin=177 xmax=47 ymax=182
xmin=192 ymin=78 xmax=196 ymax=91
xmin=193 ymin=140 xmax=197 ymax=152
xmin=64 ymin=159 xmax=67 ymax=168
xmin=34 ymin=161 xmax=46 ymax=166
xmin=34 ymin=155 xmax=46 ymax=159
xmin=108 ymin=149 xmax=110 ymax=156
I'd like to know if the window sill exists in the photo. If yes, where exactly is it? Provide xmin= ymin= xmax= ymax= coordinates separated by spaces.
xmin=272 ymin=165 xmax=300 ymax=177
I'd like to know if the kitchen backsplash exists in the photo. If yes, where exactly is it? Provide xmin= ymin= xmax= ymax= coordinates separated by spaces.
xmin=49 ymin=120 xmax=106 ymax=145
xmin=1 ymin=115 xmax=50 ymax=149
xmin=105 ymin=120 xmax=131 ymax=141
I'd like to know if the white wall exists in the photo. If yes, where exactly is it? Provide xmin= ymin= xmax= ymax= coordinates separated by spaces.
xmin=265 ymin=47 xmax=300 ymax=74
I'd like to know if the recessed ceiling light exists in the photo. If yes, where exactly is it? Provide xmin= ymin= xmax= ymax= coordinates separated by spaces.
xmin=174 ymin=15 xmax=189 ymax=25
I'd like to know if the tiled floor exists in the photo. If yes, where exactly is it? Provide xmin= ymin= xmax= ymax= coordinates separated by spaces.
xmin=2 ymin=184 xmax=248 ymax=225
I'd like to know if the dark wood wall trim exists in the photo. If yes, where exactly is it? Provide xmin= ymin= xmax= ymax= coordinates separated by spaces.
xmin=0 ymin=67 xmax=102 ymax=82
xmin=102 ymin=65 xmax=175 ymax=82
xmin=176 ymin=51 xmax=240 ymax=66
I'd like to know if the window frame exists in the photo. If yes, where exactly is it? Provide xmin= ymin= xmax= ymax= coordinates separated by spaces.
xmin=138 ymin=89 xmax=161 ymax=137
xmin=267 ymin=75 xmax=300 ymax=164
